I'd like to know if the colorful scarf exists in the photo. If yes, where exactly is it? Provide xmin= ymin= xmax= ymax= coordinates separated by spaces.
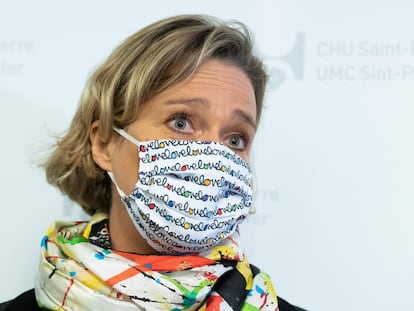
xmin=35 ymin=212 xmax=278 ymax=310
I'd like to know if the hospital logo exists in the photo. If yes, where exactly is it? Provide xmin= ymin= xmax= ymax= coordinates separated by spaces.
xmin=266 ymin=32 xmax=305 ymax=89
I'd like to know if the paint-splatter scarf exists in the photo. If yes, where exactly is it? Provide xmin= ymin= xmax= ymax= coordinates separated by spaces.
xmin=35 ymin=212 xmax=278 ymax=310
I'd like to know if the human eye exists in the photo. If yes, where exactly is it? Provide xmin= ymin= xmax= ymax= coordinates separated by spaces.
xmin=167 ymin=112 xmax=193 ymax=134
xmin=226 ymin=133 xmax=249 ymax=151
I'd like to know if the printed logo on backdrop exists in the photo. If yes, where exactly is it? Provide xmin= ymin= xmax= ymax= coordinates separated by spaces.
xmin=316 ymin=39 xmax=414 ymax=81
xmin=264 ymin=34 xmax=414 ymax=85
xmin=0 ymin=40 xmax=34 ymax=76
xmin=265 ymin=33 xmax=306 ymax=89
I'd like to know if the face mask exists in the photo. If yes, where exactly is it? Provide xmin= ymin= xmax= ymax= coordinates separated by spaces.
xmin=108 ymin=127 xmax=253 ymax=254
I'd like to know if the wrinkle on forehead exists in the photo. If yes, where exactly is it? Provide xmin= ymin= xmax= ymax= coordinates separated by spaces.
xmin=185 ymin=59 xmax=255 ymax=102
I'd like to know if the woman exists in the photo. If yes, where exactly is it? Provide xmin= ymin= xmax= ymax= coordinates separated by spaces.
xmin=1 ymin=15 xmax=304 ymax=311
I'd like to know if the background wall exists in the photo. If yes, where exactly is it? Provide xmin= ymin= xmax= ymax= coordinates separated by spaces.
xmin=1 ymin=1 xmax=413 ymax=310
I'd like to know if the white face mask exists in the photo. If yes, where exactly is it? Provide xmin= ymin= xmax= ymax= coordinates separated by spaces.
xmin=108 ymin=127 xmax=253 ymax=254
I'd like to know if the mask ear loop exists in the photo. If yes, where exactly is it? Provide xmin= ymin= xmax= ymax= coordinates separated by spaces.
xmin=107 ymin=171 xmax=128 ymax=199
xmin=108 ymin=127 xmax=142 ymax=199
xmin=113 ymin=127 xmax=141 ymax=146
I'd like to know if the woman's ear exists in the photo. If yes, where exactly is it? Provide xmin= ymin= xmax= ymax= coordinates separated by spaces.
xmin=90 ymin=120 xmax=114 ymax=171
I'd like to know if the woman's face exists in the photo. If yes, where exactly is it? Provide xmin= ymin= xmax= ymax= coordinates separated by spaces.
xmin=109 ymin=58 xmax=257 ymax=195
xmin=91 ymin=58 xmax=257 ymax=253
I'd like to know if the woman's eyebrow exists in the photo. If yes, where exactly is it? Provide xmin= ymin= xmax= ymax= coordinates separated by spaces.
xmin=164 ymin=97 xmax=208 ymax=106
xmin=234 ymin=109 xmax=257 ymax=130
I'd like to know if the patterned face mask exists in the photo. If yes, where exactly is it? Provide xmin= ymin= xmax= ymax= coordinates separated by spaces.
xmin=108 ymin=127 xmax=253 ymax=254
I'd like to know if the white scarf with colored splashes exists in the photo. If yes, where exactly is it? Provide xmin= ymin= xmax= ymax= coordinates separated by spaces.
xmin=35 ymin=213 xmax=278 ymax=310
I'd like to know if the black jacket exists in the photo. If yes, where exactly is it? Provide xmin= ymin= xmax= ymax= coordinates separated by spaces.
xmin=0 ymin=289 xmax=305 ymax=311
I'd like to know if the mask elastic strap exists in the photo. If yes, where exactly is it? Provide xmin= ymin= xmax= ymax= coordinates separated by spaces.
xmin=113 ymin=127 xmax=141 ymax=147
xmin=107 ymin=171 xmax=128 ymax=198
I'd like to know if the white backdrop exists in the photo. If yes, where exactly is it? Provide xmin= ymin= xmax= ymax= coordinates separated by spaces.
xmin=1 ymin=1 xmax=414 ymax=310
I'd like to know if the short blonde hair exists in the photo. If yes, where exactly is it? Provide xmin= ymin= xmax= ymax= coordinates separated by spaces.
xmin=44 ymin=14 xmax=268 ymax=215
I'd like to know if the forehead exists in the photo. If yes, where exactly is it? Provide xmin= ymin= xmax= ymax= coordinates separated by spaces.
xmin=159 ymin=59 xmax=256 ymax=115
xmin=189 ymin=60 xmax=254 ymax=97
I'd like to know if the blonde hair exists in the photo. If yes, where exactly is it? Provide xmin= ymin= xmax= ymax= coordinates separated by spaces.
xmin=43 ymin=14 xmax=268 ymax=215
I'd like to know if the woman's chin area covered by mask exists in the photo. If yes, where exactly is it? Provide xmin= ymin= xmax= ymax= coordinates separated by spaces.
xmin=0 ymin=14 xmax=306 ymax=311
